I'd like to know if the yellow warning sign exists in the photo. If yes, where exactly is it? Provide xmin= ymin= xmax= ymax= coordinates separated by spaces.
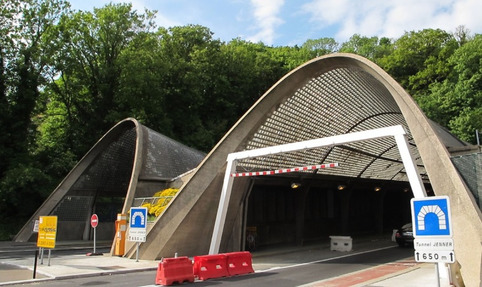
xmin=37 ymin=216 xmax=58 ymax=248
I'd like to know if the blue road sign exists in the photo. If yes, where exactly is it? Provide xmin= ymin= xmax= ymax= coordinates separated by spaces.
xmin=411 ymin=196 xmax=452 ymax=237
xmin=129 ymin=207 xmax=147 ymax=229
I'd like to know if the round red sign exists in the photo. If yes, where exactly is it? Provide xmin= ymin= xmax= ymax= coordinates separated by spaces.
xmin=91 ymin=214 xmax=99 ymax=228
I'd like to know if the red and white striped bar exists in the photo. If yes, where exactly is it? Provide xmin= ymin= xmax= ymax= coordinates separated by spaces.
xmin=231 ymin=162 xmax=339 ymax=177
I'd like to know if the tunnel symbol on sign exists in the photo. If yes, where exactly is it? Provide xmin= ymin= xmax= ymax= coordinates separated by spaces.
xmin=417 ymin=205 xmax=446 ymax=231
xmin=131 ymin=211 xmax=145 ymax=227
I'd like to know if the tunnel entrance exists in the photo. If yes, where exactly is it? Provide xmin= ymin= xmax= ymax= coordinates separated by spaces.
xmin=243 ymin=177 xmax=415 ymax=251
xmin=209 ymin=126 xmax=427 ymax=254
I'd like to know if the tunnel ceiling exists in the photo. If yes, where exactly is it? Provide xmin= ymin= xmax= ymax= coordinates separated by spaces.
xmin=238 ymin=66 xmax=426 ymax=182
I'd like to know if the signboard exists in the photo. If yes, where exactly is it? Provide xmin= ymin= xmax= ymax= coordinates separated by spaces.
xmin=128 ymin=207 xmax=147 ymax=242
xmin=33 ymin=220 xmax=39 ymax=233
xmin=414 ymin=238 xmax=454 ymax=251
xmin=91 ymin=214 xmax=99 ymax=228
xmin=410 ymin=196 xmax=454 ymax=264
xmin=37 ymin=216 xmax=58 ymax=248
xmin=410 ymin=196 xmax=452 ymax=237
xmin=414 ymin=250 xmax=455 ymax=263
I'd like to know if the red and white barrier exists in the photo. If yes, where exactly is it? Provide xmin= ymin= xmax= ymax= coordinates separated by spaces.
xmin=155 ymin=256 xmax=194 ymax=286
xmin=193 ymin=254 xmax=229 ymax=281
xmin=226 ymin=251 xmax=254 ymax=276
xmin=192 ymin=252 xmax=254 ymax=281
xmin=231 ymin=163 xmax=339 ymax=177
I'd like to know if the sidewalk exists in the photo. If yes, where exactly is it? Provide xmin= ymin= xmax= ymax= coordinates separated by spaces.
xmin=0 ymin=240 xmax=159 ymax=285
xmin=0 ymin=237 xmax=450 ymax=286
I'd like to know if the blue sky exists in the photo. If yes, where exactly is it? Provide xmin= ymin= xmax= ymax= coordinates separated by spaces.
xmin=68 ymin=0 xmax=482 ymax=47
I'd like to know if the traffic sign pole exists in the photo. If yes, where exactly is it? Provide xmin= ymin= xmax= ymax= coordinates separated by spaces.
xmin=411 ymin=196 xmax=453 ymax=287
xmin=93 ymin=224 xmax=97 ymax=254
xmin=87 ymin=214 xmax=102 ymax=256
xmin=33 ymin=249 xmax=38 ymax=279
xmin=128 ymin=207 xmax=148 ymax=261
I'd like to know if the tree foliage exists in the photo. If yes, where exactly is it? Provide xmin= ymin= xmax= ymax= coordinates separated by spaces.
xmin=0 ymin=0 xmax=480 ymax=239
xmin=302 ymin=37 xmax=339 ymax=57
xmin=0 ymin=0 xmax=71 ymax=237
xmin=339 ymin=34 xmax=393 ymax=62
xmin=378 ymin=29 xmax=458 ymax=97
xmin=417 ymin=35 xmax=482 ymax=142
xmin=41 ymin=3 xmax=156 ymax=155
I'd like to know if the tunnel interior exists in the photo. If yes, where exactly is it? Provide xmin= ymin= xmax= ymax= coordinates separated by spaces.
xmin=244 ymin=175 xmax=426 ymax=250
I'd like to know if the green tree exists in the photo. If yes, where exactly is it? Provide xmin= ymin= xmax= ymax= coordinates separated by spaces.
xmin=216 ymin=40 xmax=299 ymax=137
xmin=0 ymin=0 xmax=70 ymax=238
xmin=115 ymin=28 xmax=171 ymax=132
xmin=378 ymin=29 xmax=457 ymax=97
xmin=302 ymin=38 xmax=339 ymax=57
xmin=418 ymin=35 xmax=482 ymax=143
xmin=153 ymin=25 xmax=224 ymax=150
xmin=339 ymin=34 xmax=390 ymax=61
xmin=41 ymin=3 xmax=156 ymax=157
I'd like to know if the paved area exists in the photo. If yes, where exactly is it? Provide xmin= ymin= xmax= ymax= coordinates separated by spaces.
xmin=0 ymin=237 xmax=453 ymax=286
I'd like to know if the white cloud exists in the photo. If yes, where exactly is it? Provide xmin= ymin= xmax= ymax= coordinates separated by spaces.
xmin=301 ymin=0 xmax=349 ymax=26
xmin=248 ymin=0 xmax=285 ymax=45
xmin=451 ymin=0 xmax=482 ymax=33
xmin=302 ymin=0 xmax=482 ymax=41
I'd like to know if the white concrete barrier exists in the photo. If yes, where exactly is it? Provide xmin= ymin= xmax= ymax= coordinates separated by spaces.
xmin=329 ymin=236 xmax=352 ymax=251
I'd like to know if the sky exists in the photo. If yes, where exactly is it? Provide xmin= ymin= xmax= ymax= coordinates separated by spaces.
xmin=67 ymin=0 xmax=482 ymax=47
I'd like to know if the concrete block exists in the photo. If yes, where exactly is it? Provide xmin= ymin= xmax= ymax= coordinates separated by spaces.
xmin=329 ymin=236 xmax=352 ymax=251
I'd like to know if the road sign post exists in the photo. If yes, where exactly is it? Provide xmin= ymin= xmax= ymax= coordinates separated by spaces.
xmin=91 ymin=214 xmax=98 ymax=228
xmin=35 ymin=216 xmax=57 ymax=278
xmin=87 ymin=214 xmax=102 ymax=256
xmin=37 ymin=216 xmax=58 ymax=249
xmin=411 ymin=196 xmax=454 ymax=287
xmin=129 ymin=207 xmax=148 ymax=262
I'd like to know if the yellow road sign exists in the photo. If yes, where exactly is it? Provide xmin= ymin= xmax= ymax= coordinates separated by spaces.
xmin=37 ymin=216 xmax=58 ymax=248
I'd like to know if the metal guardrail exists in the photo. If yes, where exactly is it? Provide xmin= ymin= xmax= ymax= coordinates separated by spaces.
xmin=132 ymin=196 xmax=174 ymax=222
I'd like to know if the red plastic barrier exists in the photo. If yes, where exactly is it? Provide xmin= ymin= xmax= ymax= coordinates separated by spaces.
xmin=155 ymin=256 xmax=194 ymax=286
xmin=225 ymin=251 xmax=254 ymax=276
xmin=193 ymin=254 xmax=229 ymax=281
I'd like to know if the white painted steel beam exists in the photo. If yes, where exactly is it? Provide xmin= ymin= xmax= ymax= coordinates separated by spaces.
xmin=209 ymin=159 xmax=237 ymax=255
xmin=209 ymin=125 xmax=426 ymax=254
xmin=394 ymin=133 xmax=427 ymax=198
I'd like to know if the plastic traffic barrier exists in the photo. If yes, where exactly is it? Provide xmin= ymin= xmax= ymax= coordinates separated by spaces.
xmin=225 ymin=251 xmax=254 ymax=276
xmin=155 ymin=256 xmax=194 ymax=286
xmin=193 ymin=254 xmax=229 ymax=281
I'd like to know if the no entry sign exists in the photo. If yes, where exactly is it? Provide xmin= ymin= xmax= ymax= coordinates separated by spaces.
xmin=91 ymin=214 xmax=99 ymax=228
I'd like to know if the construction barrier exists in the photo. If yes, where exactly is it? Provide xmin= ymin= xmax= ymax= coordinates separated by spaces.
xmin=193 ymin=254 xmax=229 ymax=281
xmin=226 ymin=251 xmax=254 ymax=276
xmin=155 ymin=256 xmax=194 ymax=286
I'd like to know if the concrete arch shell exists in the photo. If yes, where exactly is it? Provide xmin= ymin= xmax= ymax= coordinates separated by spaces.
xmin=136 ymin=54 xmax=481 ymax=286
xmin=14 ymin=118 xmax=205 ymax=243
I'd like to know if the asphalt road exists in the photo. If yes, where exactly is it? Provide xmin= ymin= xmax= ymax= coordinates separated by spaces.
xmin=8 ymin=246 xmax=413 ymax=287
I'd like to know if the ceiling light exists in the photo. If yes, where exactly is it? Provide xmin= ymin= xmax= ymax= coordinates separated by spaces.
xmin=337 ymin=185 xmax=346 ymax=191
xmin=291 ymin=182 xmax=301 ymax=189
xmin=374 ymin=186 xmax=381 ymax=192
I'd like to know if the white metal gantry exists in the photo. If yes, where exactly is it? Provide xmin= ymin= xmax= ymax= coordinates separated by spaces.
xmin=209 ymin=125 xmax=427 ymax=254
